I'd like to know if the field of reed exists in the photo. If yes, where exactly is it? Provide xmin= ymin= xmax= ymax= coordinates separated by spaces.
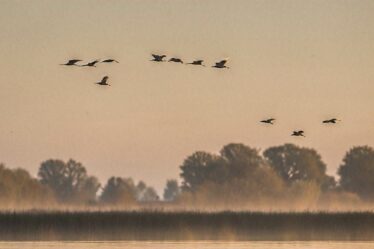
xmin=0 ymin=210 xmax=373 ymax=241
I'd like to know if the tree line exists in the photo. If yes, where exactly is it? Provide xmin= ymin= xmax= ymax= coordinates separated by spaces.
xmin=0 ymin=143 xmax=373 ymax=210
xmin=176 ymin=144 xmax=374 ymax=210
xmin=0 ymin=159 xmax=159 ymax=209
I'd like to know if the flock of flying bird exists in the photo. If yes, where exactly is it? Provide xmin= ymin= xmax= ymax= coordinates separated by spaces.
xmin=150 ymin=54 xmax=230 ymax=68
xmin=60 ymin=58 xmax=119 ymax=86
xmin=260 ymin=118 xmax=341 ymax=137
xmin=61 ymin=55 xmax=339 ymax=138
xmin=60 ymin=54 xmax=229 ymax=86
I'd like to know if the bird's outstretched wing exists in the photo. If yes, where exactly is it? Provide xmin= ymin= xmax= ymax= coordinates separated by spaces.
xmin=323 ymin=119 xmax=338 ymax=123
xmin=261 ymin=118 xmax=275 ymax=124
xmin=216 ymin=60 xmax=227 ymax=67
xmin=169 ymin=58 xmax=183 ymax=63
xmin=69 ymin=59 xmax=81 ymax=64
xmin=152 ymin=54 xmax=160 ymax=60
xmin=102 ymin=76 xmax=109 ymax=83
xmin=103 ymin=59 xmax=119 ymax=63
xmin=83 ymin=60 xmax=99 ymax=66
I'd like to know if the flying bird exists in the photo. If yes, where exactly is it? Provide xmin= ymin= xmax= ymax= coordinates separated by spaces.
xmin=95 ymin=76 xmax=110 ymax=86
xmin=261 ymin=118 xmax=275 ymax=124
xmin=81 ymin=60 xmax=100 ymax=67
xmin=60 ymin=59 xmax=82 ymax=66
xmin=169 ymin=57 xmax=183 ymax=63
xmin=212 ymin=60 xmax=229 ymax=69
xmin=323 ymin=118 xmax=340 ymax=124
xmin=151 ymin=54 xmax=166 ymax=62
xmin=187 ymin=60 xmax=205 ymax=66
xmin=101 ymin=59 xmax=119 ymax=63
xmin=291 ymin=130 xmax=305 ymax=137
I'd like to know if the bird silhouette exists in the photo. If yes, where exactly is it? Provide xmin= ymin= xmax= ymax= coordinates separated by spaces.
xmin=261 ymin=118 xmax=275 ymax=124
xmin=81 ymin=60 xmax=100 ymax=67
xmin=187 ymin=60 xmax=205 ymax=66
xmin=151 ymin=54 xmax=166 ymax=62
xmin=291 ymin=130 xmax=305 ymax=137
xmin=101 ymin=59 xmax=119 ymax=63
xmin=169 ymin=57 xmax=183 ymax=63
xmin=60 ymin=59 xmax=82 ymax=66
xmin=95 ymin=76 xmax=110 ymax=86
xmin=323 ymin=118 xmax=340 ymax=124
xmin=212 ymin=60 xmax=229 ymax=69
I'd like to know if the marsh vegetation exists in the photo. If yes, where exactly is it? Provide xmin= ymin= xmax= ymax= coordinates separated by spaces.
xmin=0 ymin=211 xmax=374 ymax=241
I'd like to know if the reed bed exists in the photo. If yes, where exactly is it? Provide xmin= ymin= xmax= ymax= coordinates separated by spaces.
xmin=0 ymin=210 xmax=373 ymax=241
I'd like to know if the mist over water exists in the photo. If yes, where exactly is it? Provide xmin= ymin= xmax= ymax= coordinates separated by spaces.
xmin=1 ymin=144 xmax=374 ymax=212
xmin=0 ymin=1 xmax=374 ymax=246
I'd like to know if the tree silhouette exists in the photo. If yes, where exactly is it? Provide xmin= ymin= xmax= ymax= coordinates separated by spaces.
xmin=141 ymin=187 xmax=159 ymax=202
xmin=179 ymin=144 xmax=286 ymax=206
xmin=38 ymin=159 xmax=99 ymax=204
xmin=135 ymin=181 xmax=159 ymax=202
xmin=220 ymin=143 xmax=265 ymax=179
xmin=100 ymin=177 xmax=137 ymax=206
xmin=338 ymin=146 xmax=374 ymax=201
xmin=263 ymin=144 xmax=333 ymax=189
xmin=0 ymin=164 xmax=55 ymax=208
xmin=163 ymin=179 xmax=180 ymax=201
xmin=38 ymin=159 xmax=68 ymax=201
xmin=80 ymin=176 xmax=101 ymax=204
xmin=180 ymin=151 xmax=224 ymax=192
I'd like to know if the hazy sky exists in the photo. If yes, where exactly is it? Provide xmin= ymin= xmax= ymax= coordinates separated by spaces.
xmin=0 ymin=0 xmax=373 ymax=192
